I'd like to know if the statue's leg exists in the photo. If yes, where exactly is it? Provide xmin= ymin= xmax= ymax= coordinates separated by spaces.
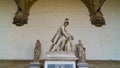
xmin=60 ymin=40 xmax=67 ymax=51
xmin=49 ymin=43 xmax=55 ymax=51
xmin=55 ymin=40 xmax=63 ymax=51
xmin=69 ymin=39 xmax=73 ymax=51
xmin=57 ymin=41 xmax=62 ymax=51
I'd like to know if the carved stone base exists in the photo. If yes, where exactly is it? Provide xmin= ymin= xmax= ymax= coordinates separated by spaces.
xmin=29 ymin=62 xmax=41 ymax=68
xmin=44 ymin=51 xmax=78 ymax=68
xmin=45 ymin=61 xmax=76 ymax=68
xmin=77 ymin=63 xmax=89 ymax=68
xmin=45 ymin=51 xmax=77 ymax=60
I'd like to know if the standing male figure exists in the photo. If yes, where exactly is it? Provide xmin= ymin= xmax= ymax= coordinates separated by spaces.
xmin=49 ymin=18 xmax=73 ymax=51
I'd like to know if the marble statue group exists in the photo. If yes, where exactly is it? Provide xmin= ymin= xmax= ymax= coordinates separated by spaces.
xmin=49 ymin=18 xmax=73 ymax=52
xmin=30 ymin=18 xmax=88 ymax=68
xmin=48 ymin=18 xmax=86 ymax=63
xmin=33 ymin=18 xmax=86 ymax=63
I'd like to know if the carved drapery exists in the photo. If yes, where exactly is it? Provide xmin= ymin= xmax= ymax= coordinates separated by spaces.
xmin=13 ymin=0 xmax=37 ymax=26
xmin=81 ymin=0 xmax=106 ymax=27
xmin=34 ymin=40 xmax=41 ymax=62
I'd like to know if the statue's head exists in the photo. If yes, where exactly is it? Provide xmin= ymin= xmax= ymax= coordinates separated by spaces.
xmin=79 ymin=40 xmax=81 ymax=43
xmin=64 ymin=18 xmax=69 ymax=27
xmin=78 ymin=40 xmax=83 ymax=46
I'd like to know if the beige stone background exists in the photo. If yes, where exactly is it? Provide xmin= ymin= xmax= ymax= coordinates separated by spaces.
xmin=0 ymin=0 xmax=120 ymax=60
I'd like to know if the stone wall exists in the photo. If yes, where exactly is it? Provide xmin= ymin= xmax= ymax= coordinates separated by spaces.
xmin=0 ymin=60 xmax=120 ymax=68
xmin=87 ymin=60 xmax=120 ymax=68
xmin=0 ymin=60 xmax=29 ymax=68
xmin=0 ymin=0 xmax=120 ymax=60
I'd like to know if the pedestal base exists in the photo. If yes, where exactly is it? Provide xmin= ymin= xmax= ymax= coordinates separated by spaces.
xmin=45 ymin=61 xmax=76 ymax=68
xmin=44 ymin=51 xmax=78 ymax=68
xmin=77 ymin=63 xmax=88 ymax=68
xmin=29 ymin=62 xmax=41 ymax=68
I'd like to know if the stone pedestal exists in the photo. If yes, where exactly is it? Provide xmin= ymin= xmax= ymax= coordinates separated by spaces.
xmin=44 ymin=51 xmax=78 ymax=68
xmin=77 ymin=63 xmax=88 ymax=68
xmin=29 ymin=62 xmax=41 ymax=68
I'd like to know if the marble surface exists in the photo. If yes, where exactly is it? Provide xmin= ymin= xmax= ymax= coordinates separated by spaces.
xmin=44 ymin=51 xmax=78 ymax=61
xmin=45 ymin=61 xmax=76 ymax=68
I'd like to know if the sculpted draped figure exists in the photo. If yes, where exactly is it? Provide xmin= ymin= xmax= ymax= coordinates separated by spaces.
xmin=49 ymin=18 xmax=74 ymax=51
xmin=34 ymin=40 xmax=41 ymax=62
xmin=76 ymin=40 xmax=86 ymax=63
